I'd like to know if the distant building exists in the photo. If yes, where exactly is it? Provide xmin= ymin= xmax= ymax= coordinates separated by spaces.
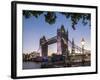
xmin=23 ymin=51 xmax=40 ymax=61
xmin=30 ymin=51 xmax=40 ymax=58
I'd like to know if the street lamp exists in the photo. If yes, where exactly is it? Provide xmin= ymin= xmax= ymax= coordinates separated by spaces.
xmin=81 ymin=38 xmax=85 ymax=66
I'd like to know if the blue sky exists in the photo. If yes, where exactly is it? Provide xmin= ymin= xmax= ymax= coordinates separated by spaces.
xmin=22 ymin=11 xmax=91 ymax=56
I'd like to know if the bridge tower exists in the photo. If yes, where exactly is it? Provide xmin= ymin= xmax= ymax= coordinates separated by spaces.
xmin=40 ymin=36 xmax=48 ymax=57
xmin=57 ymin=25 xmax=69 ymax=65
xmin=61 ymin=25 xmax=69 ymax=55
xmin=57 ymin=28 xmax=61 ymax=54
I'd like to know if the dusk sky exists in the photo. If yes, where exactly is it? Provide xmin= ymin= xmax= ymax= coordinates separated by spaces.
xmin=22 ymin=11 xmax=91 ymax=56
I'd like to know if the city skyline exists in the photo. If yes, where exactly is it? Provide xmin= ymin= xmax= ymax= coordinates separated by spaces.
xmin=22 ymin=11 xmax=91 ymax=56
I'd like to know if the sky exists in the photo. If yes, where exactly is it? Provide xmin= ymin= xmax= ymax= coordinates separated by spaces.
xmin=22 ymin=11 xmax=91 ymax=56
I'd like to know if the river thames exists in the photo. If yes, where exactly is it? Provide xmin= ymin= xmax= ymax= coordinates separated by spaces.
xmin=23 ymin=62 xmax=41 ymax=69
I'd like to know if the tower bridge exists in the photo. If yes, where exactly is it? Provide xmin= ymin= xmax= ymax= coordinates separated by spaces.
xmin=39 ymin=25 xmax=90 ymax=60
xmin=28 ymin=25 xmax=91 ymax=67
xmin=40 ymin=25 xmax=69 ymax=57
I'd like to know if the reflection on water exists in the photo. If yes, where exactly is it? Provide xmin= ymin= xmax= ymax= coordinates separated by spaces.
xmin=23 ymin=62 xmax=41 ymax=69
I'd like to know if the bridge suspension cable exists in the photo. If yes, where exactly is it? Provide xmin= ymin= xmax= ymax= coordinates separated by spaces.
xmin=62 ymin=37 xmax=89 ymax=53
xmin=36 ymin=45 xmax=41 ymax=53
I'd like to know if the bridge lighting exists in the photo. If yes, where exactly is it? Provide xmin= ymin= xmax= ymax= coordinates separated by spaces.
xmin=81 ymin=38 xmax=85 ymax=46
xmin=61 ymin=29 xmax=65 ymax=33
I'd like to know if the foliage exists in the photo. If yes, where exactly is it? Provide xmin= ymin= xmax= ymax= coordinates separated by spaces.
xmin=23 ymin=10 xmax=91 ymax=30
